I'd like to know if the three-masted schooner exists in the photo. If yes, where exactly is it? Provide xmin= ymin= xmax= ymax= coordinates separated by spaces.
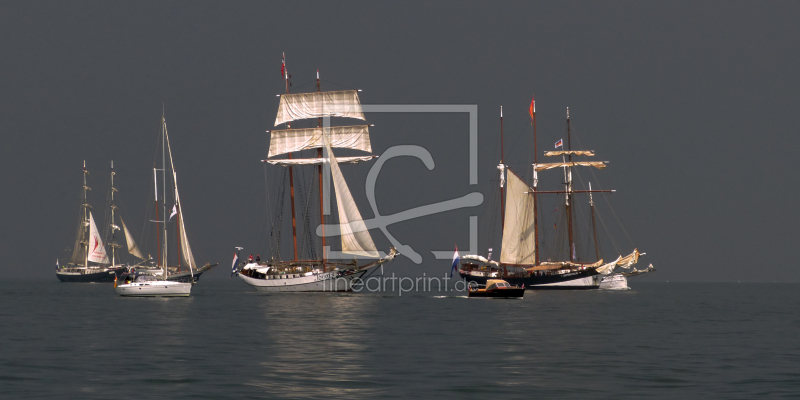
xmin=459 ymin=102 xmax=650 ymax=289
xmin=56 ymin=161 xmax=126 ymax=282
xmin=238 ymin=55 xmax=396 ymax=292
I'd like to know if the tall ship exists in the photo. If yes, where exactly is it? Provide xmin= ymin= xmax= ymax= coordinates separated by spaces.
xmin=458 ymin=100 xmax=650 ymax=289
xmin=238 ymin=54 xmax=396 ymax=292
xmin=56 ymin=161 xmax=126 ymax=282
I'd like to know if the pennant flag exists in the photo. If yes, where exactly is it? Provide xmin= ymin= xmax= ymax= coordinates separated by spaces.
xmin=231 ymin=252 xmax=239 ymax=277
xmin=281 ymin=52 xmax=286 ymax=78
xmin=169 ymin=204 xmax=178 ymax=221
xmin=450 ymin=246 xmax=460 ymax=278
xmin=555 ymin=138 xmax=563 ymax=149
xmin=529 ymin=95 xmax=535 ymax=122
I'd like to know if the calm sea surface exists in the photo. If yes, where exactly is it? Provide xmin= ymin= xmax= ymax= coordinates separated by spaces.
xmin=1 ymin=280 xmax=798 ymax=399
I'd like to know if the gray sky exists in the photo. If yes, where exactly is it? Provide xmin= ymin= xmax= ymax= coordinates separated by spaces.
xmin=2 ymin=1 xmax=798 ymax=281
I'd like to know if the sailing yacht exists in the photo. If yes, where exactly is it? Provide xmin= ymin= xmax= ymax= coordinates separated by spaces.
xmin=56 ymin=162 xmax=125 ymax=282
xmin=116 ymin=114 xmax=208 ymax=296
xmin=459 ymin=103 xmax=649 ymax=289
xmin=237 ymin=55 xmax=396 ymax=292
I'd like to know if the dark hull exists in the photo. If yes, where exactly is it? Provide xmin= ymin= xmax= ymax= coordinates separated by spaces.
xmin=460 ymin=268 xmax=600 ymax=290
xmin=468 ymin=288 xmax=525 ymax=298
xmin=56 ymin=269 xmax=118 ymax=283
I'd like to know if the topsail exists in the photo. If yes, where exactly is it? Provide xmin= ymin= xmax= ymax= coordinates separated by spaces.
xmin=274 ymin=90 xmax=365 ymax=126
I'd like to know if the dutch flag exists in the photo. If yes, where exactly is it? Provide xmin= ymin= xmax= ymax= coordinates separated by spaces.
xmin=555 ymin=138 xmax=563 ymax=149
xmin=231 ymin=252 xmax=239 ymax=277
xmin=450 ymin=246 xmax=460 ymax=278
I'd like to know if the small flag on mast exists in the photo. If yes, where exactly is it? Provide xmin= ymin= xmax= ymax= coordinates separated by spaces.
xmin=450 ymin=246 xmax=460 ymax=278
xmin=281 ymin=52 xmax=286 ymax=78
xmin=529 ymin=95 xmax=535 ymax=122
xmin=231 ymin=252 xmax=239 ymax=277
xmin=169 ymin=204 xmax=178 ymax=221
xmin=555 ymin=138 xmax=563 ymax=149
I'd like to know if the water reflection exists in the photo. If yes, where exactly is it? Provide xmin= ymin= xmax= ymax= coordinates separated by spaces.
xmin=247 ymin=293 xmax=381 ymax=398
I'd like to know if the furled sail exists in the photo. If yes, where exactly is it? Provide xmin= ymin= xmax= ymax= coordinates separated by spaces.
xmin=534 ymin=161 xmax=607 ymax=171
xmin=500 ymin=169 xmax=536 ymax=265
xmin=544 ymin=150 xmax=595 ymax=157
xmin=275 ymin=90 xmax=365 ymax=126
xmin=268 ymin=125 xmax=371 ymax=157
xmin=265 ymin=155 xmax=377 ymax=166
xmin=87 ymin=212 xmax=110 ymax=264
xmin=69 ymin=210 xmax=88 ymax=265
xmin=324 ymin=131 xmax=379 ymax=258
xmin=119 ymin=217 xmax=145 ymax=260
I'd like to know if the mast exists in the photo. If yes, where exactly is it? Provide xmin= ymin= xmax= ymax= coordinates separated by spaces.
xmin=317 ymin=69 xmax=326 ymax=270
xmin=284 ymin=54 xmax=299 ymax=261
xmin=154 ymin=164 xmax=160 ymax=269
xmin=162 ymin=114 xmax=168 ymax=279
xmin=531 ymin=97 xmax=540 ymax=266
xmin=566 ymin=107 xmax=575 ymax=263
xmin=589 ymin=182 xmax=600 ymax=261
xmin=110 ymin=161 xmax=116 ymax=266
xmin=83 ymin=160 xmax=89 ymax=269
xmin=499 ymin=106 xmax=505 ymax=229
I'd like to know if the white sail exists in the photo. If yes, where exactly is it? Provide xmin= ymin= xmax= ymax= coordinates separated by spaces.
xmin=324 ymin=130 xmax=379 ymax=258
xmin=87 ymin=212 xmax=110 ymax=264
xmin=265 ymin=155 xmax=376 ymax=166
xmin=500 ymin=169 xmax=536 ymax=265
xmin=268 ymin=125 xmax=371 ymax=157
xmin=119 ymin=217 xmax=145 ymax=260
xmin=274 ymin=90 xmax=365 ymax=126
xmin=177 ymin=202 xmax=196 ymax=270
xmin=544 ymin=150 xmax=595 ymax=157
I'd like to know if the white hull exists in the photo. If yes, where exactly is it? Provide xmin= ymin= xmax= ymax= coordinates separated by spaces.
xmin=534 ymin=274 xmax=600 ymax=288
xmin=115 ymin=280 xmax=192 ymax=297
xmin=599 ymin=274 xmax=629 ymax=290
xmin=238 ymin=266 xmax=374 ymax=292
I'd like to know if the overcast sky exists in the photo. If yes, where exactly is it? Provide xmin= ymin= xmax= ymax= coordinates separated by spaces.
xmin=2 ymin=1 xmax=798 ymax=281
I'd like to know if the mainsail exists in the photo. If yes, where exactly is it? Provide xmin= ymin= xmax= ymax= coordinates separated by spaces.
xmin=119 ymin=216 xmax=145 ymax=260
xmin=87 ymin=212 xmax=110 ymax=264
xmin=268 ymin=125 xmax=371 ymax=157
xmin=324 ymin=130 xmax=379 ymax=258
xmin=274 ymin=90 xmax=365 ymax=126
xmin=500 ymin=169 xmax=536 ymax=265
xmin=69 ymin=211 xmax=87 ymax=265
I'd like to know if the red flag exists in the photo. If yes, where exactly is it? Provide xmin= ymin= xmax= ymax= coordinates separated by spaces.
xmin=280 ymin=52 xmax=285 ymax=78
xmin=529 ymin=95 xmax=535 ymax=121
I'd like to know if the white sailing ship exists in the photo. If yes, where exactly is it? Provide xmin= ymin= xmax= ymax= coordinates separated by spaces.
xmin=237 ymin=55 xmax=396 ymax=292
xmin=115 ymin=114 xmax=203 ymax=296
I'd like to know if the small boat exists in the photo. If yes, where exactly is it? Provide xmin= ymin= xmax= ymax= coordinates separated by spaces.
xmin=468 ymin=279 xmax=525 ymax=298
xmin=115 ymin=113 xmax=205 ymax=296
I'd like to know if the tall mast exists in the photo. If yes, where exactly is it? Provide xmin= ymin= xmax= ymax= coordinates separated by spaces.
xmin=317 ymin=69 xmax=326 ymax=270
xmin=499 ymin=106 xmax=505 ymax=229
xmin=566 ymin=107 xmax=575 ymax=262
xmin=83 ymin=160 xmax=89 ymax=269
xmin=589 ymin=182 xmax=600 ymax=261
xmin=284 ymin=54 xmax=299 ymax=261
xmin=531 ymin=97 xmax=539 ymax=266
xmin=110 ymin=160 xmax=116 ymax=266
xmin=162 ymin=114 xmax=168 ymax=279
xmin=154 ymin=164 xmax=160 ymax=269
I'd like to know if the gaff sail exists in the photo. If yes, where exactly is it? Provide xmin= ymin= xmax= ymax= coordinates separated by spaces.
xmin=500 ymin=169 xmax=537 ymax=265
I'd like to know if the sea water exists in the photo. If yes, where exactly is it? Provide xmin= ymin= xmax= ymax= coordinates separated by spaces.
xmin=1 ymin=280 xmax=798 ymax=399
